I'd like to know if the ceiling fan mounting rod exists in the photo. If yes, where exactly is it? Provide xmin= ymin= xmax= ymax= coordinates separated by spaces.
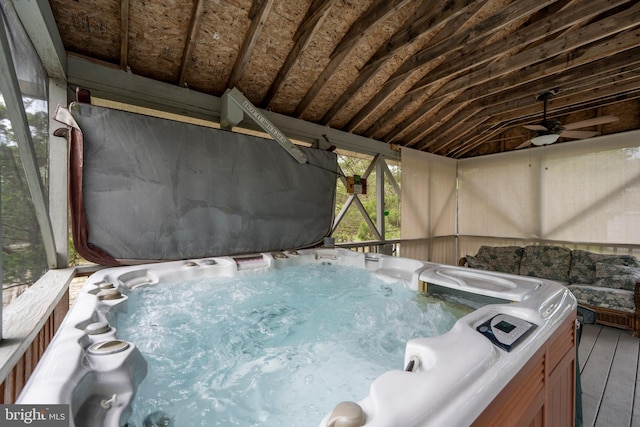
xmin=537 ymin=89 xmax=557 ymax=121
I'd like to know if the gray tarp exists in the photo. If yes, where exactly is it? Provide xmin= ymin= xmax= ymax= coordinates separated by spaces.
xmin=69 ymin=103 xmax=337 ymax=263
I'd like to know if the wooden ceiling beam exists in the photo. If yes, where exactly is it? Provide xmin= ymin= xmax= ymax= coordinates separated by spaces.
xmin=429 ymin=2 xmax=640 ymax=102
xmin=387 ymin=19 xmax=640 ymax=149
xmin=404 ymin=98 xmax=476 ymax=149
xmin=329 ymin=0 xmax=408 ymax=61
xmin=292 ymin=0 xmax=412 ymax=118
xmin=415 ymin=106 xmax=494 ymax=152
xmin=410 ymin=0 xmax=629 ymax=95
xmin=292 ymin=0 xmax=335 ymax=41
xmin=320 ymin=0 xmax=487 ymax=126
xmin=434 ymin=28 xmax=640 ymax=139
xmin=436 ymin=77 xmax=640 ymax=156
xmin=417 ymin=69 xmax=640 ymax=154
xmin=50 ymin=0 xmax=640 ymax=157
xmin=389 ymin=0 xmax=561 ymax=84
xmin=178 ymin=0 xmax=205 ymax=87
xmin=248 ymin=0 xmax=267 ymax=20
xmin=477 ymin=53 xmax=640 ymax=120
xmin=346 ymin=0 xmax=558 ymax=134
xmin=366 ymin=0 xmax=604 ymax=141
xmin=374 ymin=0 xmax=622 ymax=140
xmin=119 ymin=0 xmax=129 ymax=71
xmin=446 ymin=123 xmax=510 ymax=158
xmin=422 ymin=71 xmax=640 ymax=155
xmin=404 ymin=47 xmax=640 ymax=149
xmin=433 ymin=117 xmax=494 ymax=156
xmin=363 ymin=0 xmax=489 ymax=71
xmin=450 ymin=86 xmax=640 ymax=158
xmin=344 ymin=5 xmax=492 ymax=133
xmin=491 ymin=75 xmax=640 ymax=127
xmin=262 ymin=0 xmax=336 ymax=109
xmin=227 ymin=0 xmax=276 ymax=89
xmin=458 ymin=29 xmax=640 ymax=115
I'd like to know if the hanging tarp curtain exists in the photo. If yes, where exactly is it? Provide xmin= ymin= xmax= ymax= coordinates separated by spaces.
xmin=458 ymin=130 xmax=640 ymax=245
xmin=400 ymin=147 xmax=457 ymax=262
xmin=63 ymin=103 xmax=337 ymax=265
xmin=401 ymin=131 xmax=640 ymax=263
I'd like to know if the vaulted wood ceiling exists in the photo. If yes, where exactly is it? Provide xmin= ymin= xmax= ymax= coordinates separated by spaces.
xmin=49 ymin=0 xmax=640 ymax=157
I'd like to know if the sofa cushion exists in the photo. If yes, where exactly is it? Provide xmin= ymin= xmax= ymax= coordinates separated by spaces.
xmin=568 ymin=285 xmax=635 ymax=313
xmin=519 ymin=246 xmax=571 ymax=283
xmin=468 ymin=245 xmax=523 ymax=275
xmin=594 ymin=263 xmax=640 ymax=291
xmin=465 ymin=255 xmax=492 ymax=271
xmin=569 ymin=249 xmax=640 ymax=284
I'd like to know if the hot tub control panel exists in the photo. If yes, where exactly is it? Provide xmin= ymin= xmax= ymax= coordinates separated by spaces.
xmin=476 ymin=314 xmax=537 ymax=352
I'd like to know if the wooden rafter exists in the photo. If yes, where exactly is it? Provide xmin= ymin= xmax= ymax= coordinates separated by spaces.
xmin=227 ymin=0 xmax=276 ymax=89
xmin=345 ymin=0 xmax=558 ymax=133
xmin=446 ymin=29 xmax=640 ymax=123
xmin=292 ymin=0 xmax=413 ymax=117
xmin=328 ymin=0 xmax=406 ymax=61
xmin=458 ymin=54 xmax=640 ymax=132
xmin=398 ymin=21 xmax=640 ymax=149
xmin=389 ymin=32 xmax=640 ymax=148
xmin=433 ymin=76 xmax=640 ymax=155
xmin=428 ymin=78 xmax=639 ymax=155
xmin=403 ymin=95 xmax=473 ymax=149
xmin=361 ymin=8 xmax=499 ymax=140
xmin=178 ymin=0 xmax=205 ymax=87
xmin=262 ymin=0 xmax=336 ymax=108
xmin=119 ymin=0 xmax=129 ymax=70
xmin=364 ymin=0 xmax=489 ymax=72
xmin=390 ymin=0 xmax=562 ymax=84
xmin=426 ymin=3 xmax=640 ymax=104
xmin=479 ymin=55 xmax=640 ymax=122
xmin=409 ymin=0 xmax=627 ymax=96
xmin=451 ymin=85 xmax=640 ymax=158
xmin=346 ymin=21 xmax=488 ymax=135
xmin=320 ymin=0 xmax=487 ymax=125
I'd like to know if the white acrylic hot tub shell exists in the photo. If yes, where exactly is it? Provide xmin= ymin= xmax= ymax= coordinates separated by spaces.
xmin=320 ymin=263 xmax=576 ymax=427
xmin=17 ymin=249 xmax=576 ymax=427
xmin=16 ymin=287 xmax=148 ymax=427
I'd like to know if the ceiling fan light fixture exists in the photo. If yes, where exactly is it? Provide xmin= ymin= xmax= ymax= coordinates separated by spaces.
xmin=531 ymin=134 xmax=560 ymax=146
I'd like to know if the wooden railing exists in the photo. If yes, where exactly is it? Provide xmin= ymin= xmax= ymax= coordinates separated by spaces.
xmin=0 ymin=268 xmax=75 ymax=403
xmin=335 ymin=239 xmax=401 ymax=256
xmin=338 ymin=237 xmax=640 ymax=266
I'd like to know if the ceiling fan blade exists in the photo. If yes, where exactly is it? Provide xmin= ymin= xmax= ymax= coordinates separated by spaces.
xmin=523 ymin=124 xmax=548 ymax=131
xmin=559 ymin=130 xmax=600 ymax=139
xmin=562 ymin=115 xmax=619 ymax=130
xmin=515 ymin=140 xmax=532 ymax=149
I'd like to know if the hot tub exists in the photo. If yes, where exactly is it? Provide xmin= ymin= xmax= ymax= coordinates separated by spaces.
xmin=17 ymin=248 xmax=576 ymax=427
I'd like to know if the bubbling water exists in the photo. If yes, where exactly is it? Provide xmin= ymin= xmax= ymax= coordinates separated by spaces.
xmin=118 ymin=263 xmax=473 ymax=427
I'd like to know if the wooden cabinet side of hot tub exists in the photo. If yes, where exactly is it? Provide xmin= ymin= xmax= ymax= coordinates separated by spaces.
xmin=471 ymin=312 xmax=577 ymax=427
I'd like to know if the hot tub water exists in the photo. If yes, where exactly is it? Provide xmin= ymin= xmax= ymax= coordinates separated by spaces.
xmin=117 ymin=263 xmax=474 ymax=427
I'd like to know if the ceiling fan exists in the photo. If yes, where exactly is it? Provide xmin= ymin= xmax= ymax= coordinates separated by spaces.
xmin=517 ymin=90 xmax=619 ymax=148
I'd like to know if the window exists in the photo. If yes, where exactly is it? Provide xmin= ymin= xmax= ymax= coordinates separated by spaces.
xmin=1 ymin=2 xmax=49 ymax=306
xmin=332 ymin=151 xmax=401 ymax=244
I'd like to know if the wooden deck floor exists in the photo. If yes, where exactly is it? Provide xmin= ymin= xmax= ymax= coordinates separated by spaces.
xmin=578 ymin=323 xmax=640 ymax=427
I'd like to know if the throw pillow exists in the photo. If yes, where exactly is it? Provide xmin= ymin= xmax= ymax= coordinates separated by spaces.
xmin=595 ymin=263 xmax=640 ymax=291
xmin=570 ymin=250 xmax=640 ymax=284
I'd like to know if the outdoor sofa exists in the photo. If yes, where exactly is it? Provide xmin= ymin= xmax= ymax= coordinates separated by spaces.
xmin=459 ymin=245 xmax=640 ymax=336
